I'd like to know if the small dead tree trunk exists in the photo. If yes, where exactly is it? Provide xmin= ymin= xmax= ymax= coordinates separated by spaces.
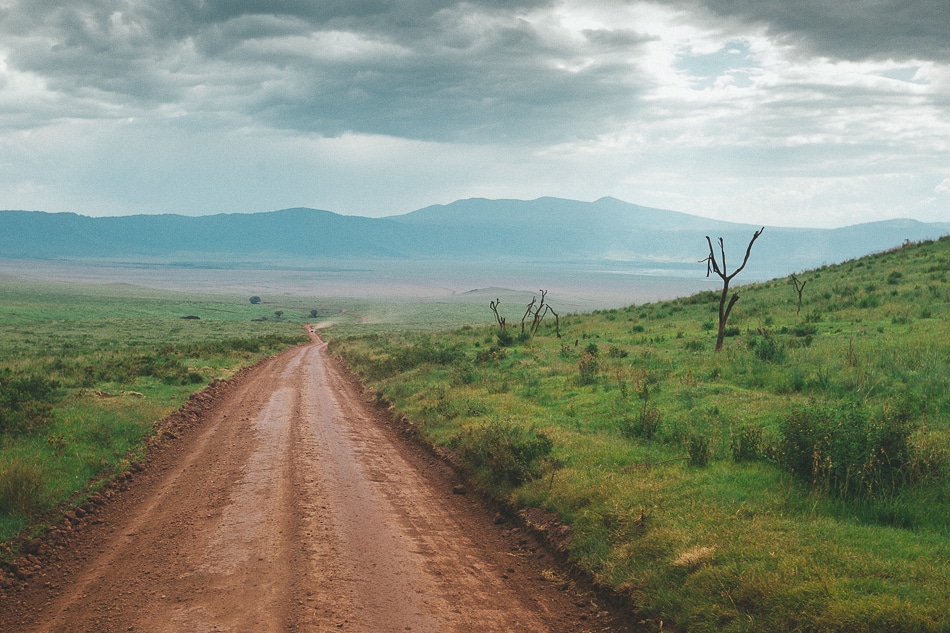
xmin=521 ymin=296 xmax=537 ymax=335
xmin=702 ymin=227 xmax=764 ymax=351
xmin=490 ymin=298 xmax=506 ymax=331
xmin=545 ymin=305 xmax=561 ymax=338
xmin=790 ymin=273 xmax=808 ymax=314
xmin=530 ymin=290 xmax=548 ymax=335
xmin=520 ymin=290 xmax=562 ymax=339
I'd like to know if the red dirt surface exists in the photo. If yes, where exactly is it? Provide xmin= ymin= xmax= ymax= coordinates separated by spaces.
xmin=0 ymin=334 xmax=651 ymax=632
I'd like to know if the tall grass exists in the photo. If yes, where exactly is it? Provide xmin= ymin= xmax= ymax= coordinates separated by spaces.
xmin=329 ymin=236 xmax=950 ymax=632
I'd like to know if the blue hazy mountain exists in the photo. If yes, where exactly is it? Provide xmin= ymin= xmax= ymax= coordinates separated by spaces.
xmin=1 ymin=197 xmax=947 ymax=279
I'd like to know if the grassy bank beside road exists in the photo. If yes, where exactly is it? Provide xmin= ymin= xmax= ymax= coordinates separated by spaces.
xmin=0 ymin=279 xmax=315 ymax=546
xmin=329 ymin=237 xmax=950 ymax=632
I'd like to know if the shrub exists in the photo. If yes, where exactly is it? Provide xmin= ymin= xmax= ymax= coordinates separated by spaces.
xmin=621 ymin=402 xmax=661 ymax=440
xmin=686 ymin=433 xmax=711 ymax=467
xmin=804 ymin=308 xmax=823 ymax=323
xmin=474 ymin=345 xmax=507 ymax=364
xmin=0 ymin=459 xmax=48 ymax=517
xmin=748 ymin=332 xmax=785 ymax=363
xmin=577 ymin=352 xmax=600 ymax=386
xmin=0 ymin=373 xmax=58 ymax=434
xmin=778 ymin=403 xmax=917 ymax=499
xmin=496 ymin=329 xmax=515 ymax=347
xmin=784 ymin=368 xmax=807 ymax=393
xmin=792 ymin=324 xmax=818 ymax=337
xmin=731 ymin=424 xmax=762 ymax=462
xmin=607 ymin=345 xmax=628 ymax=359
xmin=389 ymin=341 xmax=465 ymax=372
xmin=683 ymin=339 xmax=705 ymax=352
xmin=453 ymin=419 xmax=553 ymax=490
xmin=450 ymin=363 xmax=477 ymax=385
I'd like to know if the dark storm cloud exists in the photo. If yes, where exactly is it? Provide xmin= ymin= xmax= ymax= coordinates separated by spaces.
xmin=680 ymin=0 xmax=950 ymax=61
xmin=3 ymin=0 xmax=644 ymax=141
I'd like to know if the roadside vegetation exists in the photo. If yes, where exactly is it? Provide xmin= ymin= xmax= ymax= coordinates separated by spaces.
xmin=0 ymin=279 xmax=314 ymax=546
xmin=328 ymin=236 xmax=950 ymax=632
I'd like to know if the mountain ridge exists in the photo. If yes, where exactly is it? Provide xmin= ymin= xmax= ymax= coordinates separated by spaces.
xmin=2 ymin=198 xmax=948 ymax=280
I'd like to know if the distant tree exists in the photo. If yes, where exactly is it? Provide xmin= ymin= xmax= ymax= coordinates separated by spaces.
xmin=274 ymin=310 xmax=284 ymax=319
xmin=490 ymin=298 xmax=506 ymax=331
xmin=521 ymin=290 xmax=561 ymax=338
xmin=790 ymin=273 xmax=808 ymax=314
xmin=309 ymin=309 xmax=319 ymax=318
xmin=701 ymin=227 xmax=764 ymax=352
xmin=249 ymin=296 xmax=262 ymax=304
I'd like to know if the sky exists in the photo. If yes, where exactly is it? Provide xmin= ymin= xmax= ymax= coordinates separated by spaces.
xmin=1 ymin=0 xmax=949 ymax=228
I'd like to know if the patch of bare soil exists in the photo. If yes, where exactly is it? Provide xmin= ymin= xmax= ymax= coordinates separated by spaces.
xmin=0 ymin=335 xmax=653 ymax=632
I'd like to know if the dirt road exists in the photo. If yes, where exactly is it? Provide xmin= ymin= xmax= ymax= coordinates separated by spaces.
xmin=1 ymin=335 xmax=640 ymax=632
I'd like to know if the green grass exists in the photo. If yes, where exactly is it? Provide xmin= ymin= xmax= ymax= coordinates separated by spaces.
xmin=328 ymin=236 xmax=950 ymax=632
xmin=0 ymin=278 xmax=318 ymax=546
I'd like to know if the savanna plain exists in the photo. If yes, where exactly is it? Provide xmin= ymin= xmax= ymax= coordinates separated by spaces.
xmin=2 ymin=238 xmax=949 ymax=632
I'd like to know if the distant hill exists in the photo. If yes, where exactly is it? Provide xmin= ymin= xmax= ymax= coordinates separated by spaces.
xmin=1 ymin=197 xmax=948 ymax=279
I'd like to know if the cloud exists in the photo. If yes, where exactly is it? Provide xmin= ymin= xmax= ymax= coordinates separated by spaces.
xmin=1 ymin=0 xmax=654 ymax=143
xmin=1 ymin=0 xmax=948 ymax=227
xmin=674 ymin=0 xmax=950 ymax=62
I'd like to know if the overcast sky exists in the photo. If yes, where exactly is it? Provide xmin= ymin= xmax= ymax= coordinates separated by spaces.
xmin=2 ymin=0 xmax=949 ymax=228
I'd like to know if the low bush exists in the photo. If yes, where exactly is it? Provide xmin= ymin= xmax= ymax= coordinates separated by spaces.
xmin=686 ymin=432 xmax=711 ymax=467
xmin=496 ymin=329 xmax=515 ymax=347
xmin=778 ymin=402 xmax=919 ymax=499
xmin=0 ymin=459 xmax=49 ymax=517
xmin=452 ymin=419 xmax=553 ymax=491
xmin=748 ymin=331 xmax=785 ymax=363
xmin=474 ymin=345 xmax=507 ymax=364
xmin=731 ymin=424 xmax=762 ymax=462
xmin=621 ymin=402 xmax=662 ymax=440
xmin=683 ymin=339 xmax=705 ymax=352
xmin=607 ymin=345 xmax=629 ymax=359
xmin=0 ymin=372 xmax=58 ymax=434
xmin=577 ymin=352 xmax=600 ymax=385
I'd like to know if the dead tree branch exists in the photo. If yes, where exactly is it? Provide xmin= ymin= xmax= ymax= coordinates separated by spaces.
xmin=790 ymin=273 xmax=808 ymax=314
xmin=520 ymin=296 xmax=537 ymax=335
xmin=490 ymin=298 xmax=506 ymax=331
xmin=530 ymin=290 xmax=548 ymax=335
xmin=519 ymin=290 xmax=562 ymax=338
xmin=702 ymin=227 xmax=764 ymax=351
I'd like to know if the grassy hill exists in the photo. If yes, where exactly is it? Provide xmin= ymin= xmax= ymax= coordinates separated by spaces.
xmin=328 ymin=235 xmax=950 ymax=632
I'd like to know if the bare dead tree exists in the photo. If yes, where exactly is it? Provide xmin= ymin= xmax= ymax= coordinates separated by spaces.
xmin=790 ymin=273 xmax=808 ymax=314
xmin=490 ymin=298 xmax=506 ymax=331
xmin=520 ymin=290 xmax=562 ymax=339
xmin=542 ymin=305 xmax=561 ymax=338
xmin=530 ymin=290 xmax=548 ymax=334
xmin=701 ymin=227 xmax=764 ymax=351
xmin=520 ymin=296 xmax=537 ymax=335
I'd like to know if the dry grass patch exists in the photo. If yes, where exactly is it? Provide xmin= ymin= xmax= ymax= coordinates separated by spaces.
xmin=672 ymin=545 xmax=716 ymax=570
